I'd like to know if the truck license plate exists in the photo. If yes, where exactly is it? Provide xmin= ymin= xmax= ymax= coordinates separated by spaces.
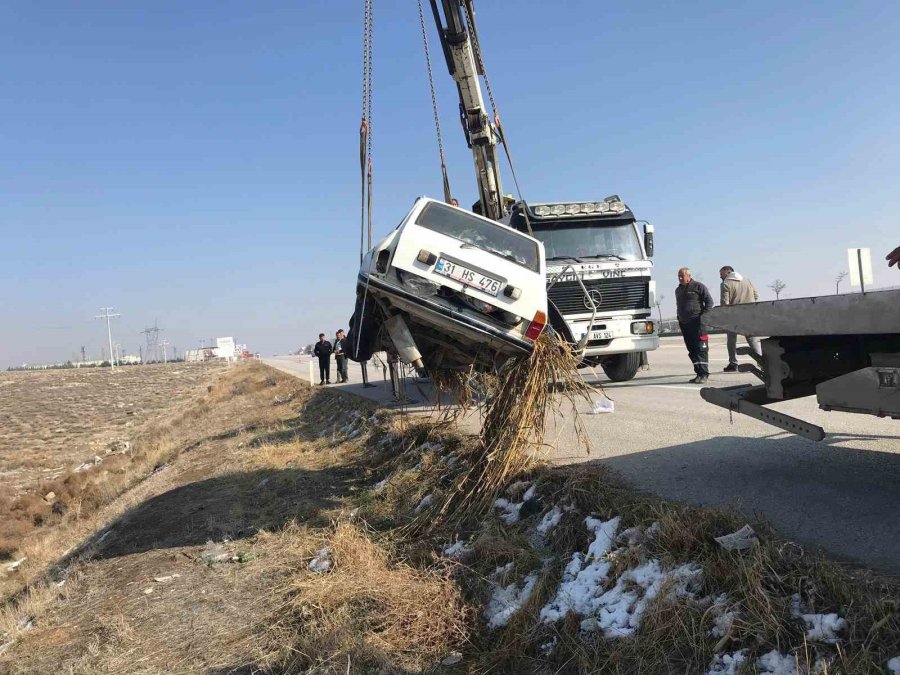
xmin=591 ymin=330 xmax=614 ymax=340
xmin=434 ymin=258 xmax=501 ymax=296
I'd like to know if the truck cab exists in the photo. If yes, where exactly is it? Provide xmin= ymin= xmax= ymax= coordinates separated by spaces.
xmin=506 ymin=196 xmax=658 ymax=381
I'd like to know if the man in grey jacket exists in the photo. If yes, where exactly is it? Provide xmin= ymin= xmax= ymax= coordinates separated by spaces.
xmin=719 ymin=266 xmax=762 ymax=372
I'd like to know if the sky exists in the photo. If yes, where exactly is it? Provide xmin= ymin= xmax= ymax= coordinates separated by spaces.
xmin=3 ymin=1 xmax=899 ymax=367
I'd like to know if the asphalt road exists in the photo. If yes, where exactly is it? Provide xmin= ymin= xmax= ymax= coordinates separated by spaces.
xmin=265 ymin=336 xmax=900 ymax=574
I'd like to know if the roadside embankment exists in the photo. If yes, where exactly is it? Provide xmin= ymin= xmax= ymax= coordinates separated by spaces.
xmin=1 ymin=362 xmax=897 ymax=673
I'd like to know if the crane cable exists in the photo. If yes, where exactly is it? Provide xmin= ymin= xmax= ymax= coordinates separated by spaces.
xmin=416 ymin=0 xmax=453 ymax=204
xmin=461 ymin=1 xmax=533 ymax=235
xmin=355 ymin=0 xmax=375 ymax=359
xmin=360 ymin=0 xmax=374 ymax=261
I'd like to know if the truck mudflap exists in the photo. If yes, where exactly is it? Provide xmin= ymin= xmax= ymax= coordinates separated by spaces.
xmin=700 ymin=383 xmax=826 ymax=442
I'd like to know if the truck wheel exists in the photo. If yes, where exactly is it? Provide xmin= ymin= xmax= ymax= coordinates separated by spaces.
xmin=601 ymin=353 xmax=642 ymax=382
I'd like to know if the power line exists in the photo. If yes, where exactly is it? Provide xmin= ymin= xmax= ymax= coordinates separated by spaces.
xmin=94 ymin=307 xmax=121 ymax=370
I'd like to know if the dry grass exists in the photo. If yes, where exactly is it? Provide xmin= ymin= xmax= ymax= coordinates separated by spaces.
xmin=270 ymin=521 xmax=472 ymax=674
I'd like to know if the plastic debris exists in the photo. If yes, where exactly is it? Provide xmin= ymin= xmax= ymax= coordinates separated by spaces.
xmin=589 ymin=395 xmax=615 ymax=414
xmin=714 ymin=524 xmax=758 ymax=551
xmin=153 ymin=574 xmax=181 ymax=583
xmin=308 ymin=546 xmax=333 ymax=574
xmin=6 ymin=557 xmax=27 ymax=572
xmin=441 ymin=652 xmax=463 ymax=666
xmin=200 ymin=541 xmax=230 ymax=564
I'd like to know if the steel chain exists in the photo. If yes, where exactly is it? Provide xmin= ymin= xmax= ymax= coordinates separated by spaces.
xmin=417 ymin=0 xmax=452 ymax=203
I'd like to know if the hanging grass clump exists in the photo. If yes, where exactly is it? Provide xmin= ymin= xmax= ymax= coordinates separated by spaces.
xmin=432 ymin=332 xmax=599 ymax=525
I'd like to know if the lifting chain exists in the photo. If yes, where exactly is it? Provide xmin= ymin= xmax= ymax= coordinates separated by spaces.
xmin=417 ymin=0 xmax=452 ymax=204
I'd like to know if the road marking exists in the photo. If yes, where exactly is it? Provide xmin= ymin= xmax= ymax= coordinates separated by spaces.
xmin=644 ymin=384 xmax=703 ymax=391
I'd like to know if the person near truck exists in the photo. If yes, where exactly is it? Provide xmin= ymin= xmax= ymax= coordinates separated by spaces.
xmin=719 ymin=266 xmax=762 ymax=372
xmin=313 ymin=333 xmax=332 ymax=385
xmin=675 ymin=267 xmax=714 ymax=384
xmin=333 ymin=329 xmax=349 ymax=383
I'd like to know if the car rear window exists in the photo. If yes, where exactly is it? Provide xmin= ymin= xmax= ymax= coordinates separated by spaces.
xmin=416 ymin=202 xmax=540 ymax=272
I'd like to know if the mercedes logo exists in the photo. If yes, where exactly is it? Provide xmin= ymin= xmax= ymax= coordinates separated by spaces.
xmin=584 ymin=289 xmax=603 ymax=310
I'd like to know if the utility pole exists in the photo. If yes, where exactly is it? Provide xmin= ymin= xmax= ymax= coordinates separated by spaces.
xmin=835 ymin=271 xmax=848 ymax=295
xmin=80 ymin=346 xmax=86 ymax=363
xmin=95 ymin=307 xmax=121 ymax=369
xmin=161 ymin=339 xmax=170 ymax=364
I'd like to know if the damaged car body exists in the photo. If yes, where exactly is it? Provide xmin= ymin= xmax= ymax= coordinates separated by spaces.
xmin=346 ymin=197 xmax=548 ymax=371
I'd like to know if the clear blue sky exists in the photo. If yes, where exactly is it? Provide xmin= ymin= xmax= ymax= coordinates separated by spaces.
xmin=4 ymin=1 xmax=899 ymax=367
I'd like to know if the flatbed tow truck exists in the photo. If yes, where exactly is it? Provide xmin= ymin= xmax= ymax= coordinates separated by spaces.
xmin=700 ymin=289 xmax=900 ymax=441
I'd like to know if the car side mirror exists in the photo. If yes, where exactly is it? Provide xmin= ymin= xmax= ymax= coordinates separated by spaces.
xmin=643 ymin=223 xmax=654 ymax=258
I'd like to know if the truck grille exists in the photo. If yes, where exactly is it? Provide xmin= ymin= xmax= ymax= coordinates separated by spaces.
xmin=547 ymin=276 xmax=649 ymax=315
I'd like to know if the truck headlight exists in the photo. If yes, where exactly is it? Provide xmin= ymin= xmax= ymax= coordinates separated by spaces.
xmin=631 ymin=321 xmax=655 ymax=335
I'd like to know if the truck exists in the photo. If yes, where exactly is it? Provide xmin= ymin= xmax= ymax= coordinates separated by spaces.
xmin=700 ymin=289 xmax=900 ymax=440
xmin=429 ymin=0 xmax=658 ymax=381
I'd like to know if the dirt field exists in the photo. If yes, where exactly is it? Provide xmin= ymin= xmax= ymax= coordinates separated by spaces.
xmin=0 ymin=364 xmax=223 ymax=498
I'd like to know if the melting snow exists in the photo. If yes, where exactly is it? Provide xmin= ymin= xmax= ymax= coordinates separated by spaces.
xmin=494 ymin=485 xmax=537 ymax=525
xmin=484 ymin=571 xmax=539 ymax=629
xmin=540 ymin=516 xmax=620 ymax=622
xmin=756 ymin=650 xmax=801 ymax=675
xmin=540 ymin=516 xmax=701 ymax=639
xmin=707 ymin=649 xmax=748 ymax=675
xmin=535 ymin=502 xmax=574 ymax=538
xmin=373 ymin=478 xmax=389 ymax=492
xmin=800 ymin=612 xmax=846 ymax=643
xmin=709 ymin=594 xmax=738 ymax=638
xmin=415 ymin=494 xmax=433 ymax=512
xmin=442 ymin=540 xmax=472 ymax=560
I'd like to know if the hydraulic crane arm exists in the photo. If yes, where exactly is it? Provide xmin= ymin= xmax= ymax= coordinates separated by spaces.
xmin=429 ymin=0 xmax=505 ymax=220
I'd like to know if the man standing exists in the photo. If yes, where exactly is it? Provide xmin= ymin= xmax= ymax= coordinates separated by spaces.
xmin=719 ymin=266 xmax=762 ymax=372
xmin=333 ymin=329 xmax=349 ymax=383
xmin=675 ymin=267 xmax=714 ymax=384
xmin=313 ymin=333 xmax=332 ymax=385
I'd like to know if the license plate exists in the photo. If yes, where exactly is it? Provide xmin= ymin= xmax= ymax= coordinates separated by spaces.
xmin=434 ymin=258 xmax=502 ymax=296
xmin=591 ymin=330 xmax=614 ymax=340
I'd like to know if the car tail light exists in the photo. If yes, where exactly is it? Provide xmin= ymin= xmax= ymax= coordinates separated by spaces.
xmin=524 ymin=311 xmax=547 ymax=341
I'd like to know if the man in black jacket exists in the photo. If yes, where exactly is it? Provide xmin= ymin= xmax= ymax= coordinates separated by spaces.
xmin=333 ymin=329 xmax=349 ymax=383
xmin=313 ymin=333 xmax=333 ymax=385
xmin=675 ymin=267 xmax=714 ymax=384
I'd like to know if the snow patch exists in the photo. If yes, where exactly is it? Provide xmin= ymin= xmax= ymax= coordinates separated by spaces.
xmin=373 ymin=477 xmax=389 ymax=492
xmin=535 ymin=502 xmax=574 ymax=538
xmin=494 ymin=485 xmax=537 ymax=525
xmin=442 ymin=540 xmax=473 ymax=560
xmin=707 ymin=649 xmax=748 ymax=675
xmin=484 ymin=572 xmax=539 ymax=629
xmin=756 ymin=650 xmax=800 ymax=675
xmin=800 ymin=612 xmax=846 ymax=643
xmin=540 ymin=516 xmax=620 ymax=623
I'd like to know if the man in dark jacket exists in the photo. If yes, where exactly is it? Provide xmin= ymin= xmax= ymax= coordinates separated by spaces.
xmin=675 ymin=267 xmax=714 ymax=383
xmin=313 ymin=333 xmax=332 ymax=385
xmin=333 ymin=329 xmax=349 ymax=383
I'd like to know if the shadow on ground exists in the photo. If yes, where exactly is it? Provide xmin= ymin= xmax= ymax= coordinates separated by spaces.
xmin=583 ymin=433 xmax=900 ymax=574
xmin=95 ymin=465 xmax=357 ymax=560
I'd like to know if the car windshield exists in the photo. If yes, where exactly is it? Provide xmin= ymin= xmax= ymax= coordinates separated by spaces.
xmin=415 ymin=202 xmax=540 ymax=271
xmin=532 ymin=220 xmax=643 ymax=262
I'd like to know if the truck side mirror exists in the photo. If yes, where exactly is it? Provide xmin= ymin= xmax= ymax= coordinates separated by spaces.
xmin=643 ymin=224 xmax=654 ymax=257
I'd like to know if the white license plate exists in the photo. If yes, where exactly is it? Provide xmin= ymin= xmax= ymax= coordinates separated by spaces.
xmin=591 ymin=330 xmax=614 ymax=340
xmin=434 ymin=258 xmax=502 ymax=296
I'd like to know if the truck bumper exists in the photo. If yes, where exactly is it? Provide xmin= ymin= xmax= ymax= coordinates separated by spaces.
xmin=568 ymin=317 xmax=659 ymax=357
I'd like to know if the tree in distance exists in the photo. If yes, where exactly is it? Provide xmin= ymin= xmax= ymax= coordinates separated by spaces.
xmin=769 ymin=279 xmax=787 ymax=300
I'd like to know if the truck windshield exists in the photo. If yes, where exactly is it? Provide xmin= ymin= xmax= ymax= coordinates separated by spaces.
xmin=415 ymin=202 xmax=540 ymax=272
xmin=533 ymin=220 xmax=643 ymax=262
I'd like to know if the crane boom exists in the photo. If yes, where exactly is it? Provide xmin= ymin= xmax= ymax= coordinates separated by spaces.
xmin=429 ymin=0 xmax=505 ymax=220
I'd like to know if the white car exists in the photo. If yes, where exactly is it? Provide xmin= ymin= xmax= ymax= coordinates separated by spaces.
xmin=347 ymin=197 xmax=548 ymax=371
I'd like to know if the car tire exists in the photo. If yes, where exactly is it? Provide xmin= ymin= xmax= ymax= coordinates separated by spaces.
xmin=601 ymin=352 xmax=642 ymax=382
